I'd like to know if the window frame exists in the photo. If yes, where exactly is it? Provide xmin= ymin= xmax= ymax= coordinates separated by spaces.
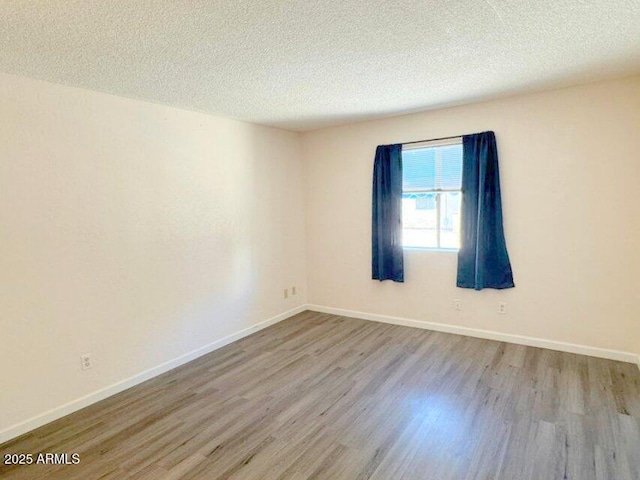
xmin=401 ymin=137 xmax=463 ymax=251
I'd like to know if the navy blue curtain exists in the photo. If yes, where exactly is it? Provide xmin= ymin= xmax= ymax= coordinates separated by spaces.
xmin=457 ymin=131 xmax=514 ymax=290
xmin=372 ymin=144 xmax=404 ymax=282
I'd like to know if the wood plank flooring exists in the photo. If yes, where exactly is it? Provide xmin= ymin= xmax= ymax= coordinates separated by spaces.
xmin=1 ymin=311 xmax=640 ymax=479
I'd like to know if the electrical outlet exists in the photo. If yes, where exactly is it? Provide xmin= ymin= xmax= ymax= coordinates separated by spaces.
xmin=498 ymin=302 xmax=507 ymax=315
xmin=283 ymin=288 xmax=288 ymax=299
xmin=291 ymin=286 xmax=296 ymax=296
xmin=80 ymin=354 xmax=93 ymax=370
xmin=453 ymin=299 xmax=461 ymax=311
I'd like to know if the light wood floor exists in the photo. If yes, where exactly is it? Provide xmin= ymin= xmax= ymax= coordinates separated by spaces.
xmin=2 ymin=311 xmax=640 ymax=480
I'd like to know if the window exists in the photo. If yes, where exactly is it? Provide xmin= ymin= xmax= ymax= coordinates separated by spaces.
xmin=402 ymin=139 xmax=463 ymax=250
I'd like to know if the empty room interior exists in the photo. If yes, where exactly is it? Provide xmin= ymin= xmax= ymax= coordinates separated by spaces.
xmin=1 ymin=2 xmax=640 ymax=479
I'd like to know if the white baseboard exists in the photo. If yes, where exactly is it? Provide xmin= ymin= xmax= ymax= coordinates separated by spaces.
xmin=2 ymin=304 xmax=637 ymax=445
xmin=307 ymin=304 xmax=640 ymax=366
xmin=0 ymin=305 xmax=306 ymax=446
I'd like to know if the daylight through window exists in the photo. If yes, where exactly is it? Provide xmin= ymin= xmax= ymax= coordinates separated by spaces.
xmin=402 ymin=140 xmax=463 ymax=249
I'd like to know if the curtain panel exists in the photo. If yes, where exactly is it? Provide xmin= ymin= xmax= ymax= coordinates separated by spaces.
xmin=457 ymin=131 xmax=514 ymax=290
xmin=372 ymin=144 xmax=404 ymax=282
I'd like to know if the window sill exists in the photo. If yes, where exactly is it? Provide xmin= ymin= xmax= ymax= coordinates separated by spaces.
xmin=403 ymin=247 xmax=459 ymax=253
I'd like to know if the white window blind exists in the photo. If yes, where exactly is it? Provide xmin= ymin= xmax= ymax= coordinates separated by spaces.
xmin=402 ymin=144 xmax=463 ymax=192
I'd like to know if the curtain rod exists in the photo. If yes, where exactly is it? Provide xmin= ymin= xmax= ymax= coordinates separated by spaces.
xmin=401 ymin=134 xmax=462 ymax=145
xmin=387 ymin=130 xmax=492 ymax=147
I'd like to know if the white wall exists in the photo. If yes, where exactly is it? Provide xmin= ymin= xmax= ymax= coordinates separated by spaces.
xmin=0 ymin=73 xmax=307 ymax=438
xmin=303 ymin=76 xmax=640 ymax=358
xmin=2 ymin=72 xmax=640 ymax=444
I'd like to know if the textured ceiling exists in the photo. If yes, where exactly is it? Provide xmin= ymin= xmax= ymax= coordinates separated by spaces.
xmin=1 ymin=1 xmax=640 ymax=131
